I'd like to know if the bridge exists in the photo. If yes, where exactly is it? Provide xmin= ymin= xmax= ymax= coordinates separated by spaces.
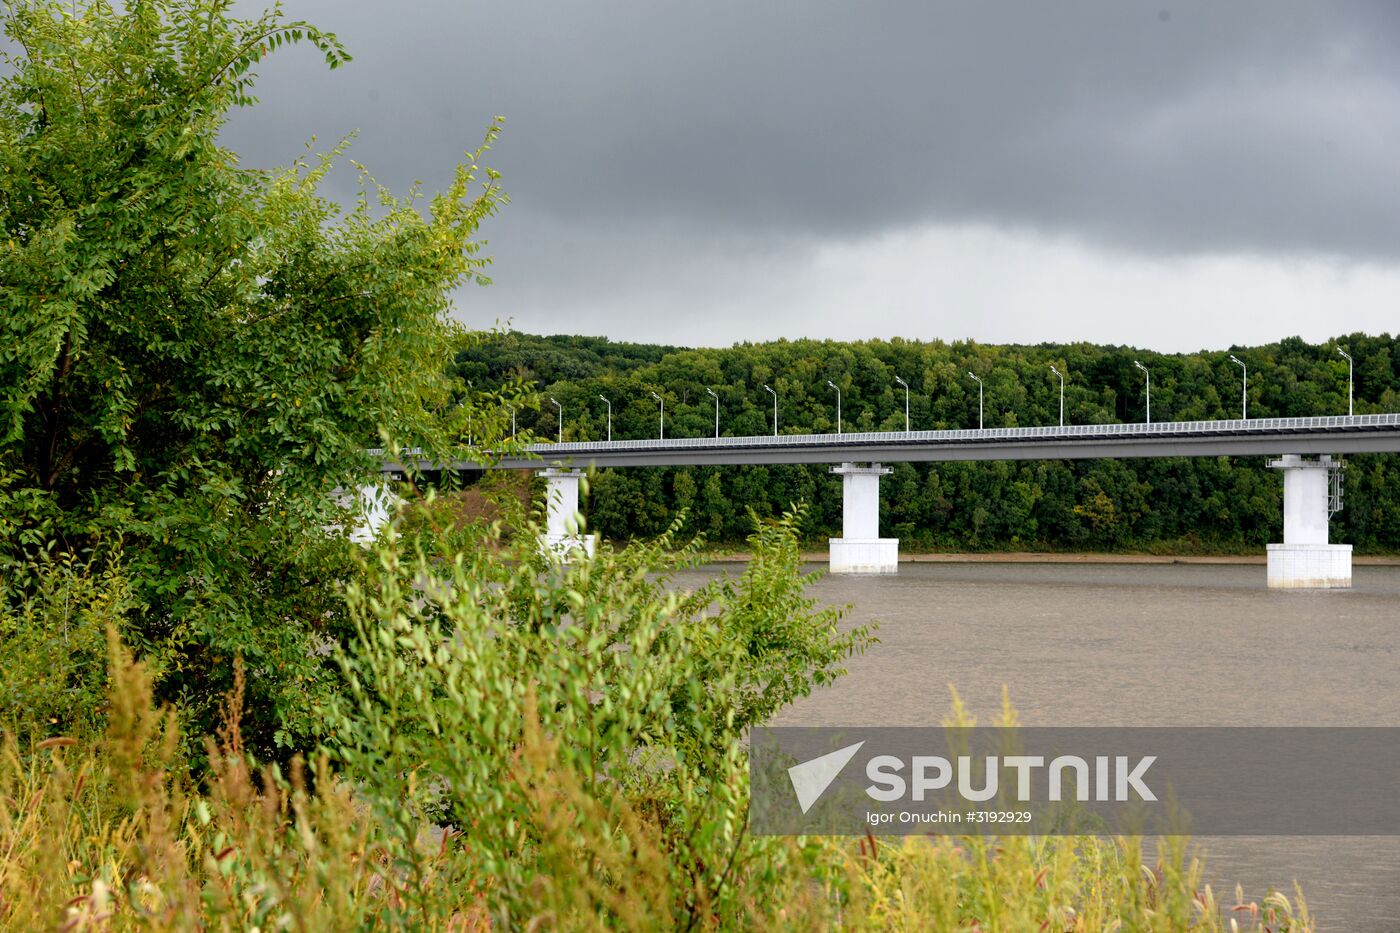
xmin=375 ymin=413 xmax=1400 ymax=589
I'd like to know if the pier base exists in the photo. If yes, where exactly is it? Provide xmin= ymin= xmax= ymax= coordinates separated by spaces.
xmin=828 ymin=463 xmax=898 ymax=574
xmin=541 ymin=533 xmax=598 ymax=559
xmin=829 ymin=538 xmax=900 ymax=574
xmin=1266 ymin=543 xmax=1352 ymax=589
xmin=1266 ymin=455 xmax=1349 ymax=589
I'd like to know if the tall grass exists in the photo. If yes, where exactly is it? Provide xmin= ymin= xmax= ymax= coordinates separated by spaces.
xmin=0 ymin=670 xmax=1314 ymax=931
xmin=0 ymin=505 xmax=1315 ymax=930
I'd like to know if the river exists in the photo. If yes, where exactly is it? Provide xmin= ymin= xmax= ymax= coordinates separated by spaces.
xmin=675 ymin=561 xmax=1400 ymax=931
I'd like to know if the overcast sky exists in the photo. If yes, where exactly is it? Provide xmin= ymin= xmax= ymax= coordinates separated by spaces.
xmin=222 ymin=1 xmax=1400 ymax=352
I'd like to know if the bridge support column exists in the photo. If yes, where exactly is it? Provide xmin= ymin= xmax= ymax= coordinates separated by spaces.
xmin=539 ymin=468 xmax=597 ymax=559
xmin=331 ymin=480 xmax=401 ymax=545
xmin=349 ymin=482 xmax=398 ymax=545
xmin=1266 ymin=455 xmax=1349 ymax=588
xmin=829 ymin=463 xmax=898 ymax=574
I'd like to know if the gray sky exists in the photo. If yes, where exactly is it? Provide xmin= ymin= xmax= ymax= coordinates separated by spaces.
xmin=223 ymin=1 xmax=1400 ymax=351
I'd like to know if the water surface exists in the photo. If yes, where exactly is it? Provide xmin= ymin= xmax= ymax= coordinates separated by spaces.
xmin=674 ymin=562 xmax=1400 ymax=931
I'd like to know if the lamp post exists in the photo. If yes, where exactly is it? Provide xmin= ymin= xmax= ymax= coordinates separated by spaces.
xmin=1338 ymin=347 xmax=1354 ymax=416
xmin=895 ymin=375 xmax=910 ymax=431
xmin=1228 ymin=355 xmax=1247 ymax=420
xmin=966 ymin=372 xmax=983 ymax=430
xmin=549 ymin=397 xmax=562 ymax=443
xmin=826 ymin=380 xmax=842 ymax=434
xmin=1133 ymin=361 xmax=1151 ymax=424
xmin=1049 ymin=365 xmax=1064 ymax=427
xmin=763 ymin=384 xmax=778 ymax=436
xmin=598 ymin=395 xmax=612 ymax=441
xmin=705 ymin=387 xmax=720 ymax=437
xmin=649 ymin=391 xmax=665 ymax=440
xmin=508 ymin=405 xmax=516 ymax=438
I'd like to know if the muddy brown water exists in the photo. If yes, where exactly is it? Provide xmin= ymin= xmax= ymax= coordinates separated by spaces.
xmin=671 ymin=561 xmax=1400 ymax=932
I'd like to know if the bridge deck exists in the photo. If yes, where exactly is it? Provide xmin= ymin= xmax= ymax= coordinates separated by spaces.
xmin=379 ymin=414 xmax=1400 ymax=471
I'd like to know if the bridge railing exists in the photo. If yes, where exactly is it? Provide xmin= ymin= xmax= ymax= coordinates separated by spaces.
xmin=522 ymin=413 xmax=1400 ymax=455
xmin=367 ymin=413 xmax=1400 ymax=467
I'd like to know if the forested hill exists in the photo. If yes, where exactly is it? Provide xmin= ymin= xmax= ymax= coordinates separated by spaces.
xmin=455 ymin=332 xmax=1400 ymax=552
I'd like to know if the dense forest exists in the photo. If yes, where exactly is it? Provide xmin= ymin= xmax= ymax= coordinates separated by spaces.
xmin=455 ymin=332 xmax=1400 ymax=552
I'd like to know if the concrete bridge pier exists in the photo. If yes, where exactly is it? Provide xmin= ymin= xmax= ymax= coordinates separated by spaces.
xmin=539 ymin=468 xmax=597 ymax=559
xmin=349 ymin=482 xmax=398 ymax=544
xmin=1266 ymin=455 xmax=1350 ymax=588
xmin=829 ymin=462 xmax=899 ymax=573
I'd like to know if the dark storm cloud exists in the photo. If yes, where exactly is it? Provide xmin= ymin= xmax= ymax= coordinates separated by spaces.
xmin=224 ymin=0 xmax=1400 ymax=258
xmin=212 ymin=1 xmax=1400 ymax=347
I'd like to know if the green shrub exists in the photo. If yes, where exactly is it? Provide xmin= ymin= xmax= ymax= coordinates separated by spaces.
xmin=0 ymin=516 xmax=1316 ymax=930
xmin=0 ymin=552 xmax=132 ymax=742
xmin=328 ymin=503 xmax=874 ymax=927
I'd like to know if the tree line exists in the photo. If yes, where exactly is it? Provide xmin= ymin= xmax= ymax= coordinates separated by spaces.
xmin=456 ymin=332 xmax=1400 ymax=552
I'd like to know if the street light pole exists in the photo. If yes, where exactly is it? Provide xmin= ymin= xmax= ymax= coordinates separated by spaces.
xmin=1228 ymin=355 xmax=1247 ymax=420
xmin=1049 ymin=365 xmax=1064 ymax=427
xmin=966 ymin=372 xmax=983 ymax=430
xmin=705 ymin=387 xmax=720 ymax=438
xmin=895 ymin=376 xmax=910 ymax=431
xmin=1133 ymin=361 xmax=1151 ymax=424
xmin=649 ymin=391 xmax=665 ymax=440
xmin=826 ymin=380 xmax=842 ymax=433
xmin=549 ymin=397 xmax=562 ymax=443
xmin=1338 ymin=347 xmax=1354 ymax=416
xmin=465 ymin=380 xmax=473 ymax=447
xmin=763 ymin=384 xmax=778 ymax=436
xmin=598 ymin=395 xmax=612 ymax=441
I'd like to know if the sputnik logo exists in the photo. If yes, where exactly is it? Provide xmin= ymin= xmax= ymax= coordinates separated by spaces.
xmin=787 ymin=741 xmax=865 ymax=814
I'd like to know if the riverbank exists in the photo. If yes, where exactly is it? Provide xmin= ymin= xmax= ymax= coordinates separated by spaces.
xmin=707 ymin=549 xmax=1400 ymax=565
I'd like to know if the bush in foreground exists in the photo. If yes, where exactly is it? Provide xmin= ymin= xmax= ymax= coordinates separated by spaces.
xmin=0 ymin=509 xmax=1312 ymax=930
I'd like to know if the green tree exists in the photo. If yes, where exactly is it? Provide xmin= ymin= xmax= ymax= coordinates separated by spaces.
xmin=457 ymin=326 xmax=1400 ymax=553
xmin=0 ymin=0 xmax=506 ymax=757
